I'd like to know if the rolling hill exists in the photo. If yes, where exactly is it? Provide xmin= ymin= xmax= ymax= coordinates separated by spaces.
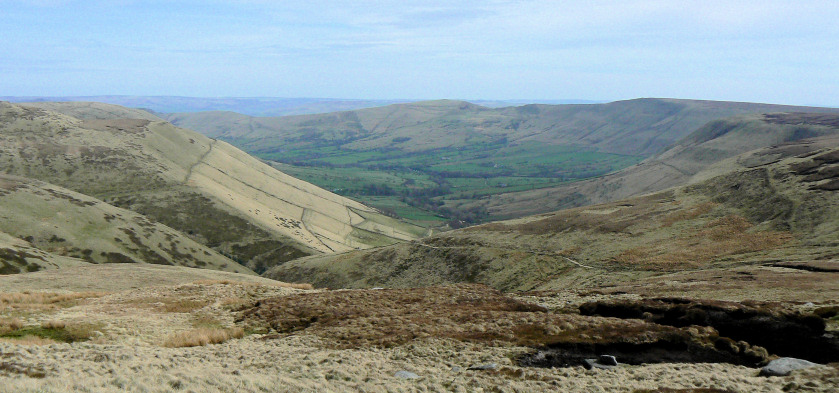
xmin=0 ymin=101 xmax=426 ymax=274
xmin=165 ymin=98 xmax=839 ymax=156
xmin=468 ymin=112 xmax=839 ymax=218
xmin=265 ymin=126 xmax=839 ymax=294
xmin=164 ymin=98 xmax=839 ymax=225
xmin=1 ymin=96 xmax=412 ymax=117
xmin=0 ymin=174 xmax=249 ymax=275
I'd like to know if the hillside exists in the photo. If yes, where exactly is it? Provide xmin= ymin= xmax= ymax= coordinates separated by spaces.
xmin=165 ymin=98 xmax=839 ymax=225
xmin=1 ymin=96 xmax=412 ymax=117
xmin=0 ymin=101 xmax=426 ymax=273
xmin=265 ymin=132 xmax=839 ymax=295
xmin=166 ymin=98 xmax=839 ymax=155
xmin=19 ymin=101 xmax=165 ymax=122
xmin=6 ymin=264 xmax=839 ymax=392
xmin=469 ymin=112 xmax=839 ymax=218
xmin=0 ymin=175 xmax=249 ymax=275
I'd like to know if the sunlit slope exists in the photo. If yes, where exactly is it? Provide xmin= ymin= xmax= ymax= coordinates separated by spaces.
xmin=0 ymin=102 xmax=426 ymax=272
xmin=0 ymin=174 xmax=250 ymax=275
xmin=0 ymin=230 xmax=89 ymax=275
xmin=472 ymin=113 xmax=839 ymax=218
xmin=266 ymin=133 xmax=839 ymax=291
xmin=165 ymin=98 xmax=839 ymax=156
xmin=21 ymin=101 xmax=164 ymax=122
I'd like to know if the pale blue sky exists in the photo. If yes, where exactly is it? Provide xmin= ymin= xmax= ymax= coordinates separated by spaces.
xmin=1 ymin=0 xmax=837 ymax=106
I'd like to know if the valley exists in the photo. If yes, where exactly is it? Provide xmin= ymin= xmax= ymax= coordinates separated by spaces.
xmin=2 ymin=98 xmax=839 ymax=392
xmin=167 ymin=99 xmax=839 ymax=226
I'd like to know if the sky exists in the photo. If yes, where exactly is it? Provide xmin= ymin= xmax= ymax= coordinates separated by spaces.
xmin=1 ymin=0 xmax=838 ymax=106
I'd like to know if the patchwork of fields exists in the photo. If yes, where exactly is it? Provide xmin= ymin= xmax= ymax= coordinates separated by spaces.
xmin=263 ymin=141 xmax=643 ymax=226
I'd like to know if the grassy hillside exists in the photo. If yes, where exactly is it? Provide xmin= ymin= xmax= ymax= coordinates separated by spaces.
xmin=0 ymin=102 xmax=426 ymax=273
xmin=19 ymin=101 xmax=165 ymax=122
xmin=2 ymin=96 xmax=412 ymax=117
xmin=265 ymin=132 xmax=839 ymax=293
xmin=0 ymin=175 xmax=249 ymax=275
xmin=470 ymin=112 xmax=839 ymax=218
xmin=167 ymin=99 xmax=839 ymax=225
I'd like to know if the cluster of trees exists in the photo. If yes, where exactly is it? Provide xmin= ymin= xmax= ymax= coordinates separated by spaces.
xmin=349 ymin=179 xmax=490 ymax=226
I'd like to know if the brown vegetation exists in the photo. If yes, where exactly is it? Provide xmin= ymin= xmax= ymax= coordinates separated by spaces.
xmin=239 ymin=283 xmax=759 ymax=369
xmin=163 ymin=327 xmax=245 ymax=348
xmin=0 ymin=291 xmax=108 ymax=312
xmin=613 ymin=214 xmax=792 ymax=270
xmin=0 ymin=335 xmax=58 ymax=346
xmin=191 ymin=279 xmax=313 ymax=290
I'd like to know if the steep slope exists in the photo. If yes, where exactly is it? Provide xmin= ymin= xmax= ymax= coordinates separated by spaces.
xmin=266 ymin=133 xmax=839 ymax=293
xmin=471 ymin=112 xmax=839 ymax=218
xmin=0 ymin=174 xmax=250 ymax=275
xmin=0 ymin=102 xmax=426 ymax=273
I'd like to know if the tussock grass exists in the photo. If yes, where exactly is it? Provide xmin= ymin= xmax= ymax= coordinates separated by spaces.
xmin=0 ymin=335 xmax=58 ymax=345
xmin=240 ymin=284 xmax=700 ymax=350
xmin=661 ymin=202 xmax=716 ymax=227
xmin=163 ymin=327 xmax=245 ymax=348
xmin=0 ymin=322 xmax=101 ymax=343
xmin=40 ymin=320 xmax=65 ymax=329
xmin=614 ymin=214 xmax=792 ymax=270
xmin=0 ymin=317 xmax=24 ymax=332
xmin=633 ymin=389 xmax=738 ymax=393
xmin=191 ymin=279 xmax=314 ymax=290
xmin=0 ymin=291 xmax=108 ymax=311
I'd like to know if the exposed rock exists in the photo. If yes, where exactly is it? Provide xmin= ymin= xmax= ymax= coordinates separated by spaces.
xmin=579 ymin=298 xmax=839 ymax=363
xmin=759 ymin=357 xmax=821 ymax=377
xmin=468 ymin=363 xmax=499 ymax=371
xmin=393 ymin=370 xmax=420 ymax=379
xmin=599 ymin=355 xmax=619 ymax=366
xmin=583 ymin=358 xmax=619 ymax=370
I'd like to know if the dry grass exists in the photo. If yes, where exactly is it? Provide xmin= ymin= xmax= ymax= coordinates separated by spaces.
xmin=613 ymin=214 xmax=792 ymax=270
xmin=40 ymin=320 xmax=65 ymax=329
xmin=0 ymin=335 xmax=58 ymax=345
xmin=239 ymin=284 xmax=706 ymax=350
xmin=661 ymin=202 xmax=716 ymax=227
xmin=191 ymin=279 xmax=314 ymax=290
xmin=0 ymin=291 xmax=108 ymax=312
xmin=163 ymin=327 xmax=245 ymax=348
xmin=633 ymin=389 xmax=737 ymax=393
xmin=125 ymin=296 xmax=210 ymax=313
xmin=0 ymin=317 xmax=23 ymax=332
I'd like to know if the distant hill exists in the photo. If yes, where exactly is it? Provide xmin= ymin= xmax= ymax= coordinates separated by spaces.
xmin=265 ymin=130 xmax=839 ymax=291
xmin=0 ymin=101 xmax=426 ymax=274
xmin=19 ymin=101 xmax=165 ymax=122
xmin=468 ymin=112 xmax=839 ymax=218
xmin=164 ymin=98 xmax=839 ymax=156
xmin=0 ymin=96 xmax=413 ymax=117
xmin=163 ymin=98 xmax=839 ymax=225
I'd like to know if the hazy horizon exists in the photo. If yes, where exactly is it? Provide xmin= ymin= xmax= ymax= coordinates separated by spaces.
xmin=2 ymin=1 xmax=838 ymax=107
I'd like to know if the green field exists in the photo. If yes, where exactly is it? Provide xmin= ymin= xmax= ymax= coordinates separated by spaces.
xmin=266 ymin=141 xmax=643 ymax=227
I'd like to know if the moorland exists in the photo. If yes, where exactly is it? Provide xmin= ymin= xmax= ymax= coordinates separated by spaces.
xmin=1 ymin=98 xmax=838 ymax=392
